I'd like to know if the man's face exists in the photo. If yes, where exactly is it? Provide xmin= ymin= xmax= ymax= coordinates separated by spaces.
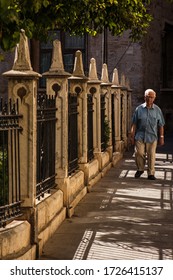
xmin=145 ymin=91 xmax=156 ymax=107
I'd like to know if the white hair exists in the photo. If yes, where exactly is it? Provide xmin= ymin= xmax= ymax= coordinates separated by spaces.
xmin=144 ymin=89 xmax=156 ymax=97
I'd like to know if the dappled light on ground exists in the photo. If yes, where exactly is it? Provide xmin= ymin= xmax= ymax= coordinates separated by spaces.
xmin=73 ymin=151 xmax=173 ymax=260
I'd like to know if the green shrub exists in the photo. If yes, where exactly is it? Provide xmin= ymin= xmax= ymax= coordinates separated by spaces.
xmin=104 ymin=116 xmax=111 ymax=149
xmin=0 ymin=148 xmax=8 ymax=206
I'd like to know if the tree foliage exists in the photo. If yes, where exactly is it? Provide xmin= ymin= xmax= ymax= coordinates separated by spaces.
xmin=0 ymin=0 xmax=165 ymax=52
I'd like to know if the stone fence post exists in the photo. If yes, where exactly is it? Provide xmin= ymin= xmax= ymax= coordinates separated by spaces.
xmin=89 ymin=60 xmax=102 ymax=170
xmin=64 ymin=50 xmax=87 ymax=215
xmin=111 ymin=68 xmax=122 ymax=152
xmin=42 ymin=40 xmax=71 ymax=181
xmin=126 ymin=77 xmax=132 ymax=147
xmin=69 ymin=51 xmax=89 ymax=186
xmin=3 ymin=30 xmax=41 ymax=243
xmin=100 ymin=63 xmax=112 ymax=153
xmin=70 ymin=50 xmax=88 ymax=164
xmin=120 ymin=73 xmax=128 ymax=149
xmin=87 ymin=58 xmax=101 ymax=156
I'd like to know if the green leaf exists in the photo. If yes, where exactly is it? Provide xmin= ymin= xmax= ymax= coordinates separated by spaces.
xmin=0 ymin=0 xmax=170 ymax=51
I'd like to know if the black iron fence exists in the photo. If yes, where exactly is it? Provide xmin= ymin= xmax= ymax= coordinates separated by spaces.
xmin=68 ymin=93 xmax=79 ymax=175
xmin=87 ymin=93 xmax=94 ymax=161
xmin=36 ymin=93 xmax=57 ymax=200
xmin=101 ymin=94 xmax=106 ymax=151
xmin=111 ymin=94 xmax=115 ymax=152
xmin=0 ymin=98 xmax=22 ymax=228
xmin=120 ymin=93 xmax=123 ymax=140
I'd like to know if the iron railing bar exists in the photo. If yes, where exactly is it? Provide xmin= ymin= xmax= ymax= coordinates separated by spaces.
xmin=0 ymin=127 xmax=23 ymax=131
xmin=14 ymin=129 xmax=18 ymax=201
xmin=17 ymin=129 xmax=21 ymax=200
xmin=2 ymin=131 xmax=6 ymax=202
xmin=37 ymin=117 xmax=57 ymax=122
xmin=0 ymin=200 xmax=22 ymax=210
xmin=36 ymin=174 xmax=57 ymax=188
xmin=37 ymin=108 xmax=57 ymax=112
xmin=0 ymin=114 xmax=23 ymax=119
xmin=10 ymin=129 xmax=14 ymax=203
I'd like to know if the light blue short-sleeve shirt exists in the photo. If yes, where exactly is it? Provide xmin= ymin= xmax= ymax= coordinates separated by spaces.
xmin=132 ymin=103 xmax=165 ymax=143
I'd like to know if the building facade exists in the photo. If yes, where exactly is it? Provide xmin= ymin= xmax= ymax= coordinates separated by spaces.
xmin=0 ymin=0 xmax=173 ymax=131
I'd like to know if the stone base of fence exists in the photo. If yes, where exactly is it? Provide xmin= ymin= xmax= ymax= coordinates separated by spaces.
xmin=66 ymin=186 xmax=87 ymax=218
xmin=0 ymin=220 xmax=36 ymax=260
xmin=79 ymin=158 xmax=100 ymax=186
xmin=37 ymin=189 xmax=66 ymax=256
xmin=112 ymin=151 xmax=124 ymax=167
xmin=66 ymin=171 xmax=87 ymax=218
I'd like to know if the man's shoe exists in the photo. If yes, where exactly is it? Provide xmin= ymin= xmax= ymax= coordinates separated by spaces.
xmin=148 ymin=175 xmax=156 ymax=180
xmin=135 ymin=171 xmax=144 ymax=178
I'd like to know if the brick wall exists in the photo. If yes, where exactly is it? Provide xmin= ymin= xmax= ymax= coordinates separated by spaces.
xmin=88 ymin=0 xmax=173 ymax=114
xmin=0 ymin=51 xmax=14 ymax=96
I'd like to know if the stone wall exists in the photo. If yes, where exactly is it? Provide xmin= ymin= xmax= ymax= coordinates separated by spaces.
xmin=142 ymin=0 xmax=173 ymax=98
xmin=88 ymin=0 xmax=173 ymax=115
xmin=88 ymin=32 xmax=142 ymax=110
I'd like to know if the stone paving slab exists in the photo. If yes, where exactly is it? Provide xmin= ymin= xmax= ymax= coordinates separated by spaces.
xmin=40 ymin=136 xmax=173 ymax=260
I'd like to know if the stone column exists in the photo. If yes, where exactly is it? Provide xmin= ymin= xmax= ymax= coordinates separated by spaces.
xmin=111 ymin=68 xmax=122 ymax=152
xmin=63 ymin=50 xmax=88 ymax=215
xmin=126 ymin=77 xmax=132 ymax=148
xmin=120 ymin=73 xmax=128 ymax=149
xmin=42 ymin=40 xmax=71 ymax=181
xmin=88 ymin=59 xmax=102 ymax=170
xmin=69 ymin=50 xmax=88 ymax=163
xmin=100 ymin=63 xmax=112 ymax=156
xmin=87 ymin=58 xmax=101 ymax=154
xmin=3 ymin=30 xmax=41 ymax=242
xmin=84 ymin=58 xmax=101 ymax=185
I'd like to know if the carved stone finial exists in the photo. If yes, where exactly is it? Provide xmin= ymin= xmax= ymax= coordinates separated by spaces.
xmin=50 ymin=40 xmax=64 ymax=72
xmin=72 ymin=50 xmax=84 ymax=76
xmin=12 ymin=29 xmax=32 ymax=71
xmin=112 ymin=68 xmax=119 ymax=85
xmin=101 ymin=63 xmax=109 ymax=83
xmin=88 ymin=58 xmax=98 ymax=81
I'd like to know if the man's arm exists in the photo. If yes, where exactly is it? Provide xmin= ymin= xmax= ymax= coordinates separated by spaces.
xmin=158 ymin=126 xmax=164 ymax=146
xmin=130 ymin=123 xmax=136 ymax=145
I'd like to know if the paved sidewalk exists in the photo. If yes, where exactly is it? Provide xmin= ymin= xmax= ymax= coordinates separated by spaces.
xmin=40 ymin=133 xmax=173 ymax=260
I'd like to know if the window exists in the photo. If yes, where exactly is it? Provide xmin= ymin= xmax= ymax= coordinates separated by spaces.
xmin=161 ymin=23 xmax=173 ymax=88
xmin=39 ymin=31 xmax=86 ymax=87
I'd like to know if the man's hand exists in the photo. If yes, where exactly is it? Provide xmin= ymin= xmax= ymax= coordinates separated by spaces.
xmin=158 ymin=136 xmax=164 ymax=146
xmin=130 ymin=124 xmax=136 ymax=146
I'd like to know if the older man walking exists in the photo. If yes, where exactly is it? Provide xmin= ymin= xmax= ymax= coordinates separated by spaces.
xmin=130 ymin=89 xmax=165 ymax=180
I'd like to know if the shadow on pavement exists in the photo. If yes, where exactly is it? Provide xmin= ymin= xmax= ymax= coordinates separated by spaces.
xmin=40 ymin=132 xmax=173 ymax=260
